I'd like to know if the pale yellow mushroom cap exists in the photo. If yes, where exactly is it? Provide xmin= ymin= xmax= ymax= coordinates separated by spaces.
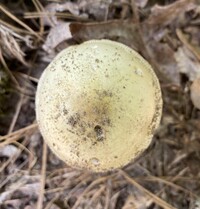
xmin=36 ymin=39 xmax=162 ymax=172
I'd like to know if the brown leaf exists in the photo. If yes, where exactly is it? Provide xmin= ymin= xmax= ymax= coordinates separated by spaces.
xmin=175 ymin=46 xmax=200 ymax=81
xmin=146 ymin=0 xmax=196 ymax=26
xmin=147 ymin=40 xmax=179 ymax=85
xmin=70 ymin=20 xmax=142 ymax=51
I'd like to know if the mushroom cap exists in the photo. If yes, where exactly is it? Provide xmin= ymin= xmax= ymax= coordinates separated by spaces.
xmin=36 ymin=39 xmax=162 ymax=172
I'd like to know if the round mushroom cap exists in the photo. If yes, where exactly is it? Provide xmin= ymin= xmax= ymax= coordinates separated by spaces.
xmin=36 ymin=39 xmax=162 ymax=172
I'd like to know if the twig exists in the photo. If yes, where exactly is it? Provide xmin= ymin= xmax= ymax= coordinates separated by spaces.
xmin=0 ymin=49 xmax=19 ymax=87
xmin=0 ymin=4 xmax=43 ymax=40
xmin=0 ymin=124 xmax=38 ymax=149
xmin=44 ymin=194 xmax=59 ymax=209
xmin=0 ymin=137 xmax=35 ymax=174
xmin=32 ymin=0 xmax=45 ymax=34
xmin=15 ymin=72 xmax=39 ymax=83
xmin=71 ymin=175 xmax=112 ymax=209
xmin=120 ymin=170 xmax=177 ymax=209
xmin=0 ymin=19 xmax=32 ymax=34
xmin=176 ymin=28 xmax=200 ymax=61
xmin=37 ymin=142 xmax=47 ymax=209
xmin=7 ymin=94 xmax=23 ymax=134
xmin=104 ymin=180 xmax=112 ymax=209
xmin=88 ymin=185 xmax=105 ymax=205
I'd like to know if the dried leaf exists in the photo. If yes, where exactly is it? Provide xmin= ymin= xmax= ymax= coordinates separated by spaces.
xmin=190 ymin=78 xmax=200 ymax=110
xmin=0 ymin=144 xmax=19 ymax=158
xmin=43 ymin=22 xmax=72 ymax=53
xmin=78 ymin=0 xmax=111 ymax=20
xmin=49 ymin=203 xmax=61 ymax=209
xmin=147 ymin=41 xmax=179 ymax=85
xmin=122 ymin=195 xmax=136 ymax=209
xmin=175 ymin=46 xmax=200 ymax=81
xmin=176 ymin=28 xmax=200 ymax=62
xmin=24 ymin=206 xmax=35 ymax=209
xmin=70 ymin=20 xmax=142 ymax=51
xmin=44 ymin=2 xmax=80 ymax=26
xmin=147 ymin=0 xmax=196 ymax=26
xmin=194 ymin=198 xmax=200 ymax=209
xmin=3 ymin=199 xmax=25 ymax=209
xmin=48 ymin=2 xmax=79 ymax=15
xmin=16 ymin=183 xmax=40 ymax=198
xmin=135 ymin=0 xmax=148 ymax=8
xmin=0 ymin=190 xmax=13 ymax=204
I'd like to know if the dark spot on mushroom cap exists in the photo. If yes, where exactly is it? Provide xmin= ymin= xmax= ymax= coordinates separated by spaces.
xmin=63 ymin=108 xmax=68 ymax=115
xmin=94 ymin=125 xmax=105 ymax=141
xmin=68 ymin=113 xmax=80 ymax=127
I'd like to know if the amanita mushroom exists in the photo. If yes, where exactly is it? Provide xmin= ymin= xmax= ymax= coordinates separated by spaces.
xmin=36 ymin=39 xmax=162 ymax=172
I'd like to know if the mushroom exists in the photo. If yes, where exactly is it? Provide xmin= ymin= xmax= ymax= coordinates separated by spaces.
xmin=36 ymin=39 xmax=162 ymax=172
